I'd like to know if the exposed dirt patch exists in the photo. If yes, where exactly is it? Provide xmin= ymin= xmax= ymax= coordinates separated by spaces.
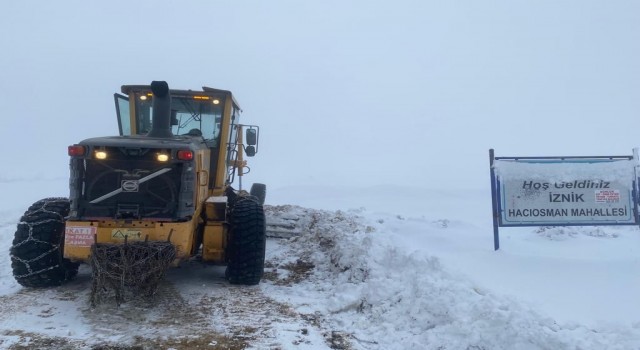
xmin=2 ymin=330 xmax=247 ymax=350
xmin=127 ymin=333 xmax=247 ymax=350
xmin=3 ymin=330 xmax=83 ymax=350
xmin=263 ymin=258 xmax=315 ymax=285
xmin=325 ymin=331 xmax=353 ymax=350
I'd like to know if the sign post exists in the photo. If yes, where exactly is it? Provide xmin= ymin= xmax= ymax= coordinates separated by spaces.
xmin=489 ymin=149 xmax=500 ymax=251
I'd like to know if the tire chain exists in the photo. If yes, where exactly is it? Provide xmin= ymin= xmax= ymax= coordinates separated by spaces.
xmin=10 ymin=198 xmax=67 ymax=278
xmin=90 ymin=241 xmax=176 ymax=306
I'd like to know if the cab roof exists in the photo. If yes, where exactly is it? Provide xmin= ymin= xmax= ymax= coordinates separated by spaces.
xmin=120 ymin=85 xmax=242 ymax=111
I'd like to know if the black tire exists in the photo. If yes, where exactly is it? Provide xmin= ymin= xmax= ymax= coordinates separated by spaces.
xmin=225 ymin=197 xmax=266 ymax=285
xmin=10 ymin=198 xmax=80 ymax=287
xmin=249 ymin=183 xmax=267 ymax=206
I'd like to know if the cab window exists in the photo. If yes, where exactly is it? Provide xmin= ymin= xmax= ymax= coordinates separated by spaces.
xmin=134 ymin=94 xmax=223 ymax=146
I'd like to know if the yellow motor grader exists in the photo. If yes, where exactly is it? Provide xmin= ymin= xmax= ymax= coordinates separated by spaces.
xmin=10 ymin=81 xmax=266 ymax=292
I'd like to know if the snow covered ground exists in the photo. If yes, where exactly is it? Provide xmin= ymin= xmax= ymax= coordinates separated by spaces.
xmin=1 ymin=178 xmax=640 ymax=349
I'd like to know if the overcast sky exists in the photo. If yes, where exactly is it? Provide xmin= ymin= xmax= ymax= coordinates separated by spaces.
xmin=1 ymin=1 xmax=638 ymax=191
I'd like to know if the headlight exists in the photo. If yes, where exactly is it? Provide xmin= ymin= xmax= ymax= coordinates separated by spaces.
xmin=95 ymin=150 xmax=108 ymax=160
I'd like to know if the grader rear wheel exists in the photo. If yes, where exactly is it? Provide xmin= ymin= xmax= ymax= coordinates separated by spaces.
xmin=225 ymin=197 xmax=266 ymax=285
xmin=10 ymin=198 xmax=79 ymax=287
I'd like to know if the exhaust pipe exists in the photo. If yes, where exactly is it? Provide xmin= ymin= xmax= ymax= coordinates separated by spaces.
xmin=147 ymin=81 xmax=174 ymax=138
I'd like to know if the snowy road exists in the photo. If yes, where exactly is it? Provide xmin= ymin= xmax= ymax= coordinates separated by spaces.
xmin=1 ymin=180 xmax=640 ymax=349
xmin=0 ymin=240 xmax=345 ymax=349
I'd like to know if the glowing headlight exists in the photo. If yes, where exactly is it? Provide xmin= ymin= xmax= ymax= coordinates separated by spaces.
xmin=95 ymin=151 xmax=108 ymax=160
xmin=140 ymin=95 xmax=147 ymax=101
xmin=212 ymin=99 xmax=220 ymax=105
xmin=157 ymin=153 xmax=169 ymax=162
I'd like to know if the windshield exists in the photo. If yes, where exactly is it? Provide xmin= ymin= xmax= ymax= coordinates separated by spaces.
xmin=135 ymin=95 xmax=223 ymax=146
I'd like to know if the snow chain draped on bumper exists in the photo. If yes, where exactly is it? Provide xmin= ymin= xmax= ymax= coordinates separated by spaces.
xmin=90 ymin=237 xmax=176 ymax=306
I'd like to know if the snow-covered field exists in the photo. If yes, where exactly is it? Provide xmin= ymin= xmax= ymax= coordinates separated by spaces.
xmin=1 ymin=179 xmax=640 ymax=349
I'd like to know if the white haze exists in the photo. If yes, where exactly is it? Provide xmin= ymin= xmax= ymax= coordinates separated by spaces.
xmin=1 ymin=1 xmax=639 ymax=190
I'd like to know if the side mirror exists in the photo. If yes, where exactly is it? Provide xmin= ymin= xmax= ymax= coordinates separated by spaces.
xmin=246 ymin=128 xmax=258 ymax=146
xmin=245 ymin=145 xmax=256 ymax=157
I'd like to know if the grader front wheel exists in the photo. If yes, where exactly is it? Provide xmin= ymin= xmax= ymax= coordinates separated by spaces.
xmin=225 ymin=197 xmax=266 ymax=285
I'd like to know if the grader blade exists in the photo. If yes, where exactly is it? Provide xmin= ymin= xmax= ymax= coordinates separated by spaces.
xmin=266 ymin=213 xmax=303 ymax=238
xmin=90 ymin=239 xmax=176 ymax=306
xmin=265 ymin=205 xmax=314 ymax=238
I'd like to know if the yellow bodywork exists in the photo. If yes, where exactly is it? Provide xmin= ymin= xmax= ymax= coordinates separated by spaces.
xmin=64 ymin=218 xmax=198 ymax=261
xmin=64 ymin=199 xmax=230 ymax=264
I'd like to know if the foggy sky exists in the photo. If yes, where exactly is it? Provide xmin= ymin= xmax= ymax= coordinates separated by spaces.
xmin=1 ymin=1 xmax=638 ymax=191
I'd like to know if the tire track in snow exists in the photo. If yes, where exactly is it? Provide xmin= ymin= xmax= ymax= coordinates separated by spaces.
xmin=0 ymin=263 xmax=341 ymax=349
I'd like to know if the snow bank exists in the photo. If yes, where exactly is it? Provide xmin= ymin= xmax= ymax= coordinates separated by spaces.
xmin=264 ymin=206 xmax=640 ymax=349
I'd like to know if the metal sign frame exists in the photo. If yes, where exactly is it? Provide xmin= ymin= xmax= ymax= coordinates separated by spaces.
xmin=489 ymin=149 xmax=639 ymax=250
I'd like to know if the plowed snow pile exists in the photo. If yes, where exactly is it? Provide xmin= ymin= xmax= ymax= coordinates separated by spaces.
xmin=264 ymin=205 xmax=640 ymax=349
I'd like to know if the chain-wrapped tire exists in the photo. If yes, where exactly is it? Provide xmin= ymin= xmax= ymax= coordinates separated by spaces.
xmin=249 ymin=183 xmax=267 ymax=206
xmin=10 ymin=198 xmax=80 ymax=287
xmin=225 ymin=197 xmax=266 ymax=285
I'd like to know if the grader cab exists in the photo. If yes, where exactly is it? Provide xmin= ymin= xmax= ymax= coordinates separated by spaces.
xmin=10 ymin=81 xmax=266 ymax=299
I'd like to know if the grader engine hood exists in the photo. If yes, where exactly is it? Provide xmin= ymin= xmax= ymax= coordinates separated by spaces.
xmin=68 ymin=137 xmax=200 ymax=221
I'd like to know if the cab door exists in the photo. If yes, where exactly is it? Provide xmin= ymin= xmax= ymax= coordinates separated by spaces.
xmin=114 ymin=93 xmax=131 ymax=136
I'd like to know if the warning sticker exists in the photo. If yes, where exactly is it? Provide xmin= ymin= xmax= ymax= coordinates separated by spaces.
xmin=111 ymin=228 xmax=143 ymax=241
xmin=595 ymin=190 xmax=620 ymax=203
xmin=65 ymin=226 xmax=97 ymax=247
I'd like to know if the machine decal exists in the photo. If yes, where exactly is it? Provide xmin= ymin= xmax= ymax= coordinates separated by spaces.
xmin=65 ymin=226 xmax=97 ymax=247
xmin=111 ymin=228 xmax=143 ymax=241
